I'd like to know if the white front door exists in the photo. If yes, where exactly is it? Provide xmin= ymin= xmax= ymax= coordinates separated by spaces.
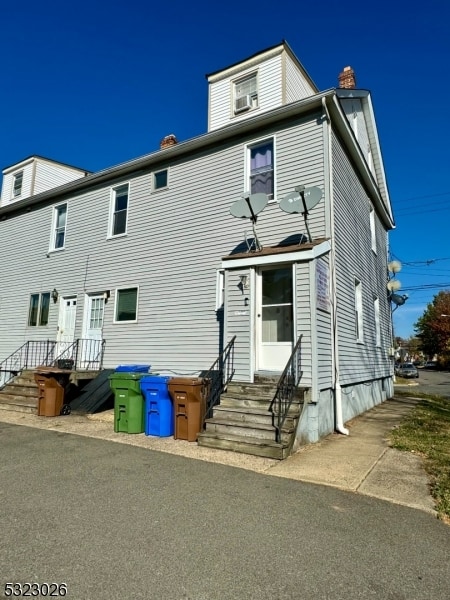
xmin=256 ymin=266 xmax=294 ymax=372
xmin=56 ymin=297 xmax=77 ymax=359
xmin=82 ymin=294 xmax=105 ymax=368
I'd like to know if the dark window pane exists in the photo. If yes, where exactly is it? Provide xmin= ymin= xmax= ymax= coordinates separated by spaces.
xmin=113 ymin=210 xmax=127 ymax=235
xmin=262 ymin=268 xmax=292 ymax=304
xmin=39 ymin=293 xmax=50 ymax=326
xmin=28 ymin=294 xmax=39 ymax=326
xmin=55 ymin=229 xmax=65 ymax=248
xmin=250 ymin=171 xmax=273 ymax=196
xmin=154 ymin=170 xmax=168 ymax=189
xmin=116 ymin=288 xmax=137 ymax=321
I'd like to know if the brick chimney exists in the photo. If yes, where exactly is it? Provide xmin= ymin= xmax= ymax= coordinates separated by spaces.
xmin=338 ymin=66 xmax=356 ymax=89
xmin=160 ymin=134 xmax=178 ymax=149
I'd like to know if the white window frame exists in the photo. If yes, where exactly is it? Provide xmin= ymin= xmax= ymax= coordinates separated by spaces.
xmin=215 ymin=270 xmax=225 ymax=310
xmin=113 ymin=286 xmax=139 ymax=324
xmin=12 ymin=171 xmax=23 ymax=198
xmin=233 ymin=72 xmax=258 ymax=115
xmin=108 ymin=183 xmax=129 ymax=238
xmin=370 ymin=206 xmax=377 ymax=253
xmin=245 ymin=137 xmax=275 ymax=202
xmin=355 ymin=279 xmax=364 ymax=343
xmin=49 ymin=203 xmax=68 ymax=251
xmin=153 ymin=169 xmax=168 ymax=191
xmin=374 ymin=297 xmax=381 ymax=347
xmin=28 ymin=292 xmax=51 ymax=327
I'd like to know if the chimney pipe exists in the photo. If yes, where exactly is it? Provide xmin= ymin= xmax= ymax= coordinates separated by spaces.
xmin=338 ymin=66 xmax=356 ymax=89
xmin=160 ymin=134 xmax=178 ymax=149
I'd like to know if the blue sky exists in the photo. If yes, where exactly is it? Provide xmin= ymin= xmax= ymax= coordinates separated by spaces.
xmin=2 ymin=0 xmax=449 ymax=339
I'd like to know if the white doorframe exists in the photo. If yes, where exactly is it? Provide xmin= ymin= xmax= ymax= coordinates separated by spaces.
xmin=56 ymin=296 xmax=77 ymax=359
xmin=81 ymin=293 xmax=105 ymax=368
xmin=255 ymin=264 xmax=295 ymax=372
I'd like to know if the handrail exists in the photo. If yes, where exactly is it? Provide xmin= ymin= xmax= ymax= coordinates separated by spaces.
xmin=0 ymin=339 xmax=105 ymax=389
xmin=202 ymin=335 xmax=236 ymax=426
xmin=269 ymin=334 xmax=303 ymax=443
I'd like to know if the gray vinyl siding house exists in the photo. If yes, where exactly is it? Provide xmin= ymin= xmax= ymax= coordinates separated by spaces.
xmin=0 ymin=42 xmax=395 ymax=444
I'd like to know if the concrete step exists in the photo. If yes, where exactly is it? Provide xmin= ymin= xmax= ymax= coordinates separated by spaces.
xmin=197 ymin=431 xmax=288 ymax=460
xmin=226 ymin=382 xmax=277 ymax=399
xmin=219 ymin=395 xmax=302 ymax=413
xmin=213 ymin=405 xmax=297 ymax=428
xmin=0 ymin=396 xmax=37 ymax=414
xmin=204 ymin=417 xmax=293 ymax=443
xmin=2 ymin=384 xmax=39 ymax=397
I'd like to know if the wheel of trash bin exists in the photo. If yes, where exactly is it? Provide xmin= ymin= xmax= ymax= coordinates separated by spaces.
xmin=61 ymin=404 xmax=71 ymax=416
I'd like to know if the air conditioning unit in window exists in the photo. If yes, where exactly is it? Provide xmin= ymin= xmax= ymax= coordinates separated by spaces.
xmin=234 ymin=95 xmax=252 ymax=114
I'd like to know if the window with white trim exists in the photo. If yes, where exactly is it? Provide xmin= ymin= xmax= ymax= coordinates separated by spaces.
xmin=233 ymin=73 xmax=258 ymax=114
xmin=114 ymin=287 xmax=138 ymax=322
xmin=13 ymin=171 xmax=23 ymax=198
xmin=28 ymin=292 xmax=50 ymax=326
xmin=370 ymin=206 xmax=376 ymax=253
xmin=374 ymin=297 xmax=381 ymax=347
xmin=247 ymin=139 xmax=274 ymax=200
xmin=109 ymin=184 xmax=129 ymax=237
xmin=50 ymin=203 xmax=67 ymax=250
xmin=355 ymin=279 xmax=364 ymax=342
xmin=153 ymin=169 xmax=168 ymax=190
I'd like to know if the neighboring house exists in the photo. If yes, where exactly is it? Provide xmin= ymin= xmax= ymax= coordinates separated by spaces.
xmin=0 ymin=41 xmax=395 ymax=445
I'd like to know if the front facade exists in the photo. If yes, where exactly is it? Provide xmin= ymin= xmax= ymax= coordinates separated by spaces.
xmin=0 ymin=42 xmax=395 ymax=443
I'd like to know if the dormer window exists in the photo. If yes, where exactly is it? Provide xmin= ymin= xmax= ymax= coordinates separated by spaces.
xmin=13 ymin=171 xmax=23 ymax=198
xmin=233 ymin=73 xmax=258 ymax=115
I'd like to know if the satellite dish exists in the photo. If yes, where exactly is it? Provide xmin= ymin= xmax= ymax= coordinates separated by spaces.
xmin=278 ymin=185 xmax=323 ymax=243
xmin=279 ymin=186 xmax=322 ymax=214
xmin=230 ymin=193 xmax=268 ymax=219
xmin=229 ymin=193 xmax=268 ymax=252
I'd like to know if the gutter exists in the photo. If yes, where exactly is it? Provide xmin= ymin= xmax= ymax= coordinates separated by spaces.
xmin=322 ymin=97 xmax=349 ymax=436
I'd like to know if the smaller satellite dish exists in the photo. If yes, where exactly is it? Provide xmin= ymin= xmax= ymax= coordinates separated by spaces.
xmin=230 ymin=193 xmax=268 ymax=219
xmin=303 ymin=186 xmax=322 ymax=210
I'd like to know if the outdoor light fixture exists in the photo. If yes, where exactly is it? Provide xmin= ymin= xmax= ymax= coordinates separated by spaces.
xmin=103 ymin=290 xmax=111 ymax=303
xmin=51 ymin=288 xmax=59 ymax=303
xmin=239 ymin=274 xmax=249 ymax=290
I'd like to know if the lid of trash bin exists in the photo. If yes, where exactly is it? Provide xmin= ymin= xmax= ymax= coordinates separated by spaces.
xmin=115 ymin=365 xmax=150 ymax=372
xmin=140 ymin=375 xmax=171 ymax=384
xmin=168 ymin=377 xmax=205 ymax=386
xmin=109 ymin=372 xmax=147 ymax=381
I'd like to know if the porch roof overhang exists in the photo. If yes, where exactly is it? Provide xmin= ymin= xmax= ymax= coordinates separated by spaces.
xmin=221 ymin=238 xmax=331 ymax=269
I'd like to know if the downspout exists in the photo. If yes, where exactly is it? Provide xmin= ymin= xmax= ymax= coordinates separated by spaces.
xmin=322 ymin=97 xmax=349 ymax=436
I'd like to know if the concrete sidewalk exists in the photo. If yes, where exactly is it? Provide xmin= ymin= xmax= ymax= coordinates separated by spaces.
xmin=0 ymin=394 xmax=437 ymax=516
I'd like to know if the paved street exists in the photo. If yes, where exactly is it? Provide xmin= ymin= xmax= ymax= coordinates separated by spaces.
xmin=413 ymin=368 xmax=450 ymax=398
xmin=1 ymin=423 xmax=449 ymax=600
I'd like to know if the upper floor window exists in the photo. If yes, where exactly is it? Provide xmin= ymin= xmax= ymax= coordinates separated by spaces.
xmin=355 ymin=279 xmax=364 ymax=343
xmin=248 ymin=139 xmax=274 ymax=200
xmin=28 ymin=292 xmax=50 ymax=326
xmin=370 ymin=206 xmax=376 ymax=253
xmin=153 ymin=169 xmax=168 ymax=190
xmin=50 ymin=204 xmax=67 ymax=251
xmin=13 ymin=171 xmax=23 ymax=198
xmin=109 ymin=184 xmax=129 ymax=237
xmin=234 ymin=73 xmax=258 ymax=114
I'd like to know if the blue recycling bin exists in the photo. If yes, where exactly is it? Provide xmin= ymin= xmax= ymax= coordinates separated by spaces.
xmin=140 ymin=375 xmax=173 ymax=437
xmin=115 ymin=364 xmax=151 ymax=373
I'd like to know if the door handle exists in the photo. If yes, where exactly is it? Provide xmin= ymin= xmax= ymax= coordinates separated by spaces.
xmin=257 ymin=314 xmax=261 ymax=317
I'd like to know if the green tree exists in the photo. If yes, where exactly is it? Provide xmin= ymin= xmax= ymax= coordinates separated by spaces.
xmin=414 ymin=291 xmax=450 ymax=359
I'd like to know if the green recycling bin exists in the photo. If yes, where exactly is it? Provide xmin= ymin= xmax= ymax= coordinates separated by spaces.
xmin=109 ymin=372 xmax=146 ymax=433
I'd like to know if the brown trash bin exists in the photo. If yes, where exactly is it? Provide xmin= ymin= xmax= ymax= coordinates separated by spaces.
xmin=34 ymin=373 xmax=65 ymax=417
xmin=168 ymin=377 xmax=208 ymax=442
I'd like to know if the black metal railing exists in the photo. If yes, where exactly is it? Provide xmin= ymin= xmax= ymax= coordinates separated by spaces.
xmin=0 ymin=339 xmax=105 ymax=389
xmin=269 ymin=335 xmax=303 ymax=443
xmin=202 ymin=335 xmax=236 ymax=426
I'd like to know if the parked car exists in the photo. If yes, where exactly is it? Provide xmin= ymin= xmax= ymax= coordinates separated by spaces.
xmin=424 ymin=361 xmax=437 ymax=369
xmin=396 ymin=363 xmax=419 ymax=379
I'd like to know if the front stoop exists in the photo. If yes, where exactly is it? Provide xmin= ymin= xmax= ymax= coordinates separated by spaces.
xmin=0 ymin=370 xmax=39 ymax=414
xmin=197 ymin=376 xmax=307 ymax=460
